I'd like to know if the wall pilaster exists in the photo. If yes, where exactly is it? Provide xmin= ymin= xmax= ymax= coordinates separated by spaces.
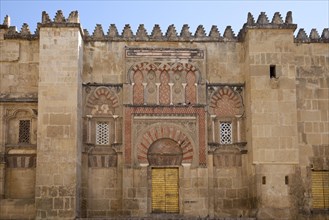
xmin=36 ymin=11 xmax=83 ymax=219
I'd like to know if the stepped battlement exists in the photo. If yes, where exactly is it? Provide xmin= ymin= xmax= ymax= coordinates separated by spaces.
xmin=1 ymin=10 xmax=328 ymax=43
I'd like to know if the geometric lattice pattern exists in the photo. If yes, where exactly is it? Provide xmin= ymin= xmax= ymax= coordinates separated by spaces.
xmin=220 ymin=122 xmax=232 ymax=144
xmin=18 ymin=120 xmax=30 ymax=144
xmin=96 ymin=122 xmax=109 ymax=145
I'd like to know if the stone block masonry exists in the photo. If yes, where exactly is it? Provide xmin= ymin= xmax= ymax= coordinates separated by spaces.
xmin=0 ymin=9 xmax=328 ymax=220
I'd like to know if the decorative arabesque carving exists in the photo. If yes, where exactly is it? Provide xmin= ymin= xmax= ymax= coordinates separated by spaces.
xmin=133 ymin=71 xmax=144 ymax=104
xmin=86 ymin=87 xmax=119 ymax=115
xmin=209 ymin=86 xmax=243 ymax=117
xmin=159 ymin=71 xmax=170 ymax=105
xmin=186 ymin=71 xmax=196 ymax=104
xmin=136 ymin=124 xmax=194 ymax=165
xmin=129 ymin=62 xmax=201 ymax=105
xmin=146 ymin=70 xmax=157 ymax=104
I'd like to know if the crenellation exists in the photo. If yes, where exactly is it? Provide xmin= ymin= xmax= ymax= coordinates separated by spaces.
xmin=7 ymin=25 xmax=17 ymax=35
xmin=223 ymin=26 xmax=236 ymax=41
xmin=321 ymin=28 xmax=329 ymax=42
xmin=108 ymin=24 xmax=119 ymax=38
xmin=136 ymin=24 xmax=148 ymax=41
xmin=295 ymin=28 xmax=309 ymax=43
xmin=20 ymin=23 xmax=31 ymax=36
xmin=1 ymin=15 xmax=10 ymax=28
xmin=83 ymin=29 xmax=90 ymax=37
xmin=165 ymin=24 xmax=179 ymax=40
xmin=285 ymin=11 xmax=293 ymax=24
xmin=92 ymin=24 xmax=105 ymax=40
xmin=309 ymin=28 xmax=320 ymax=42
xmin=247 ymin=12 xmax=255 ymax=25
xmin=256 ymin=12 xmax=270 ymax=25
xmin=3 ymin=10 xmax=327 ymax=44
xmin=195 ymin=25 xmax=206 ymax=38
xmin=180 ymin=24 xmax=192 ymax=39
xmin=3 ymin=22 xmax=40 ymax=40
xmin=150 ymin=24 xmax=163 ymax=40
xmin=53 ymin=10 xmax=66 ymax=23
xmin=41 ymin=11 xmax=51 ymax=24
xmin=209 ymin=25 xmax=221 ymax=39
xmin=122 ymin=24 xmax=134 ymax=39
xmin=271 ymin=12 xmax=283 ymax=24
xmin=67 ymin=11 xmax=79 ymax=23
xmin=294 ymin=28 xmax=329 ymax=43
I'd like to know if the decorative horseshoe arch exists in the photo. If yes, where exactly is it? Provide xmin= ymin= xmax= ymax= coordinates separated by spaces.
xmin=136 ymin=124 xmax=194 ymax=165
xmin=127 ymin=62 xmax=202 ymax=84
xmin=209 ymin=86 xmax=243 ymax=117
xmin=5 ymin=108 xmax=37 ymax=120
xmin=86 ymin=86 xmax=119 ymax=115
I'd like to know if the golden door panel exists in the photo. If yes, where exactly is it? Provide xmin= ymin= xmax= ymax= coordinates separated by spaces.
xmin=312 ymin=171 xmax=329 ymax=209
xmin=152 ymin=168 xmax=179 ymax=213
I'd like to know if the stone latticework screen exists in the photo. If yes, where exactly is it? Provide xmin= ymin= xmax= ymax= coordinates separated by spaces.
xmin=18 ymin=120 xmax=30 ymax=144
xmin=220 ymin=122 xmax=232 ymax=144
xmin=96 ymin=122 xmax=109 ymax=145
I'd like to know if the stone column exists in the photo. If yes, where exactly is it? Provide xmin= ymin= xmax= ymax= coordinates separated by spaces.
xmin=195 ymin=83 xmax=198 ymax=104
xmin=182 ymin=83 xmax=187 ymax=104
xmin=86 ymin=115 xmax=92 ymax=144
xmin=131 ymin=83 xmax=135 ymax=104
xmin=169 ymin=83 xmax=174 ymax=105
xmin=36 ymin=12 xmax=83 ymax=219
xmin=210 ymin=115 xmax=216 ymax=142
xmin=113 ymin=115 xmax=118 ymax=144
xmin=155 ymin=83 xmax=160 ymax=105
xmin=142 ymin=83 xmax=147 ymax=104
xmin=235 ymin=114 xmax=242 ymax=143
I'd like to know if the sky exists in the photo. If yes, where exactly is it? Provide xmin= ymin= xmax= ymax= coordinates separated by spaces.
xmin=0 ymin=1 xmax=328 ymax=36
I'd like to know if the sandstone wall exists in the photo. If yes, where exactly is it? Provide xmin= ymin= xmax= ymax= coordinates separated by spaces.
xmin=0 ymin=34 xmax=39 ymax=99
xmin=35 ymin=24 xmax=83 ymax=219
xmin=295 ymin=42 xmax=329 ymax=219
xmin=0 ymin=10 xmax=328 ymax=220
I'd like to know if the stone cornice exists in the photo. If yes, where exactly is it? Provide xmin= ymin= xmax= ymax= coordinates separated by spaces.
xmin=0 ymin=97 xmax=38 ymax=103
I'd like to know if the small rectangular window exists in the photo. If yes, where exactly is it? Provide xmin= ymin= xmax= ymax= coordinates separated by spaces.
xmin=96 ymin=121 xmax=109 ymax=145
xmin=262 ymin=176 xmax=266 ymax=185
xmin=270 ymin=65 xmax=276 ymax=78
xmin=220 ymin=122 xmax=232 ymax=144
xmin=18 ymin=120 xmax=30 ymax=144
xmin=285 ymin=176 xmax=289 ymax=185
xmin=312 ymin=171 xmax=329 ymax=209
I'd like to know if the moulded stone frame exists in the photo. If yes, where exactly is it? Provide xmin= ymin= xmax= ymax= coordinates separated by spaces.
xmin=4 ymin=107 xmax=37 ymax=146
xmin=124 ymin=106 xmax=207 ymax=167
xmin=134 ymin=122 xmax=196 ymax=166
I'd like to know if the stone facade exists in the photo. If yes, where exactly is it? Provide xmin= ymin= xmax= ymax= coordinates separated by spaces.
xmin=0 ymin=10 xmax=328 ymax=220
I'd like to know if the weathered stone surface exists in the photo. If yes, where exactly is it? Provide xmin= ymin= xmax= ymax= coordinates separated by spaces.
xmin=0 ymin=9 xmax=328 ymax=220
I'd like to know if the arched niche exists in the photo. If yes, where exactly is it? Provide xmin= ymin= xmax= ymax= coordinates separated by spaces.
xmin=147 ymin=138 xmax=183 ymax=166
xmin=136 ymin=124 xmax=194 ymax=166
xmin=209 ymin=86 xmax=244 ymax=117
xmin=86 ymin=86 xmax=119 ymax=115
xmin=4 ymin=108 xmax=37 ymax=145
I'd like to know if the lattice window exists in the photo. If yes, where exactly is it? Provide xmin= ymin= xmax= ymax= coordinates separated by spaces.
xmin=220 ymin=122 xmax=232 ymax=144
xmin=312 ymin=171 xmax=329 ymax=209
xmin=96 ymin=122 xmax=110 ymax=145
xmin=18 ymin=120 xmax=30 ymax=144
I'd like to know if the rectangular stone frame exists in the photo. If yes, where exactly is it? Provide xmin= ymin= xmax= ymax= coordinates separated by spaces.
xmin=124 ymin=106 xmax=206 ymax=166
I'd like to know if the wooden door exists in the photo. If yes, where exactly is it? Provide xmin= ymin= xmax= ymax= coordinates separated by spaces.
xmin=152 ymin=168 xmax=179 ymax=213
